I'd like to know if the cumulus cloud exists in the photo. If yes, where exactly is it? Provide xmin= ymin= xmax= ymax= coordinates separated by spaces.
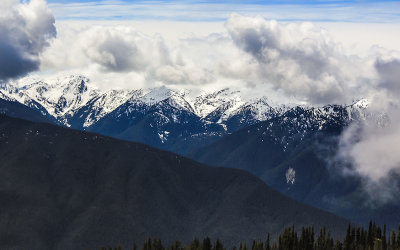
xmin=40 ymin=22 xmax=259 ymax=90
xmin=41 ymin=24 xmax=210 ymax=87
xmin=44 ymin=14 xmax=373 ymax=101
xmin=0 ymin=0 xmax=56 ymax=81
xmin=81 ymin=26 xmax=169 ymax=73
xmin=225 ymin=13 xmax=374 ymax=104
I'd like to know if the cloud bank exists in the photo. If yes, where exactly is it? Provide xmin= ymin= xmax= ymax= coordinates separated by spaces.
xmin=39 ymin=13 xmax=378 ymax=105
xmin=0 ymin=0 xmax=56 ymax=81
xmin=39 ymin=21 xmax=257 ymax=91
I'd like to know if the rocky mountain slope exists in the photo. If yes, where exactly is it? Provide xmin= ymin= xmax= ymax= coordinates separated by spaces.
xmin=189 ymin=102 xmax=399 ymax=229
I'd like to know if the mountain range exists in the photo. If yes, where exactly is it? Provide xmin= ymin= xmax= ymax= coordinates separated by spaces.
xmin=0 ymin=75 xmax=367 ymax=155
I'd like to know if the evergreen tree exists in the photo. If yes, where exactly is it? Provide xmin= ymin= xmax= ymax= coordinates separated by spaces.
xmin=190 ymin=238 xmax=201 ymax=250
xmin=101 ymin=221 xmax=400 ymax=250
xmin=343 ymin=224 xmax=353 ymax=250
xmin=383 ymin=225 xmax=387 ymax=250
xmin=142 ymin=238 xmax=152 ymax=250
xmin=397 ymin=226 xmax=400 ymax=250
xmin=215 ymin=239 xmax=224 ymax=250
xmin=265 ymin=233 xmax=271 ymax=250
xmin=333 ymin=240 xmax=342 ymax=250
xmin=389 ymin=231 xmax=396 ymax=250
xmin=374 ymin=239 xmax=383 ymax=250
xmin=203 ymin=237 xmax=212 ymax=250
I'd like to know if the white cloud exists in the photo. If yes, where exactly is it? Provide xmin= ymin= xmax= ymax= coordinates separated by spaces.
xmin=39 ymin=21 xmax=258 ymax=91
xmin=41 ymin=14 xmax=379 ymax=104
xmin=225 ymin=13 xmax=377 ymax=104
xmin=337 ymin=53 xmax=400 ymax=204
xmin=375 ymin=59 xmax=400 ymax=96
xmin=0 ymin=0 xmax=56 ymax=80
xmin=36 ymin=14 xmax=397 ymax=106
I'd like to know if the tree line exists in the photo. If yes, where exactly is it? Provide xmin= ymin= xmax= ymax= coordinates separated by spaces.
xmin=101 ymin=221 xmax=400 ymax=250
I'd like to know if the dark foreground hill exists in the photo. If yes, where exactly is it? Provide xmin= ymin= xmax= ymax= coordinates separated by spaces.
xmin=0 ymin=115 xmax=349 ymax=250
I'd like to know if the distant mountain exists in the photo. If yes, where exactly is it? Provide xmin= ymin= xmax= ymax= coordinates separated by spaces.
xmin=191 ymin=102 xmax=369 ymax=174
xmin=0 ymin=76 xmax=295 ymax=154
xmin=1 ymin=75 xmax=369 ymax=155
xmin=0 ymin=115 xmax=349 ymax=250
xmin=190 ymin=102 xmax=400 ymax=229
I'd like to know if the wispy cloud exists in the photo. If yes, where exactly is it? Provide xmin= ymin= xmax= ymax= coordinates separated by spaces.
xmin=47 ymin=0 xmax=400 ymax=23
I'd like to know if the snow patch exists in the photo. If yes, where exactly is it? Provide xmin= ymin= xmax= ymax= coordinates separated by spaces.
xmin=286 ymin=167 xmax=296 ymax=185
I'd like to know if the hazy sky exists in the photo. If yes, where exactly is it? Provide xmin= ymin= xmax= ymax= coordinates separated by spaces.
xmin=46 ymin=0 xmax=400 ymax=22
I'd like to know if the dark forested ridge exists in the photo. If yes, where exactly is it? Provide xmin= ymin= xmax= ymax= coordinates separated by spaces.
xmin=0 ymin=115 xmax=349 ymax=250
xmin=102 ymin=222 xmax=400 ymax=250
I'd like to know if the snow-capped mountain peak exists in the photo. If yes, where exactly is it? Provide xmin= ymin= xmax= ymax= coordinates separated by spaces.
xmin=1 ymin=75 xmax=101 ymax=126
xmin=0 ymin=75 xmax=374 ymax=152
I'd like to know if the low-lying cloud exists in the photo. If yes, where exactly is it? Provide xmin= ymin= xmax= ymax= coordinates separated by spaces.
xmin=0 ymin=0 xmax=56 ymax=81
xmin=338 ymin=56 xmax=400 ymax=204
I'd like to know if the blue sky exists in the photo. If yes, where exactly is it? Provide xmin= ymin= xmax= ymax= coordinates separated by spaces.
xmin=45 ymin=0 xmax=400 ymax=3
xmin=45 ymin=0 xmax=400 ymax=22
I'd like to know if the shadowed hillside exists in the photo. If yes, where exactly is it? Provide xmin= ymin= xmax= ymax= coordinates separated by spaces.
xmin=0 ymin=115 xmax=349 ymax=250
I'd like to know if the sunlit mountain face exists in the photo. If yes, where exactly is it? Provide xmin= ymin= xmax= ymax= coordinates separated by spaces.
xmin=1 ymin=0 xmax=400 ymax=249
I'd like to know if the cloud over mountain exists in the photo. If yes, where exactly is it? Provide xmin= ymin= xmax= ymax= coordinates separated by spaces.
xmin=225 ymin=13 xmax=374 ymax=104
xmin=81 ymin=26 xmax=168 ymax=73
xmin=0 ymin=0 xmax=56 ymax=81
xmin=40 ymin=24 xmax=221 ymax=88
xmin=39 ymin=13 xmax=380 ymax=105
xmin=375 ymin=58 xmax=400 ymax=95
xmin=337 ymin=55 xmax=400 ymax=204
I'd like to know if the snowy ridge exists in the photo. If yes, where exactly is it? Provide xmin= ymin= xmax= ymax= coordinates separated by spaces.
xmin=81 ymin=89 xmax=142 ymax=127
xmin=244 ymin=99 xmax=372 ymax=151
xmin=2 ymin=76 xmax=100 ymax=126
xmin=194 ymin=88 xmax=241 ymax=117
xmin=0 ymin=75 xmax=372 ymax=150
xmin=1 ymin=75 xmax=296 ymax=128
